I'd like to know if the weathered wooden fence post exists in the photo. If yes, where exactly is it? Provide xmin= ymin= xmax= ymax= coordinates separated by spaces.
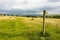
xmin=43 ymin=10 xmax=46 ymax=37
xmin=41 ymin=10 xmax=48 ymax=40
xmin=40 ymin=10 xmax=46 ymax=40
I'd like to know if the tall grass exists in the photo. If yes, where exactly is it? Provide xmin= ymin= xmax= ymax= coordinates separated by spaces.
xmin=0 ymin=17 xmax=60 ymax=40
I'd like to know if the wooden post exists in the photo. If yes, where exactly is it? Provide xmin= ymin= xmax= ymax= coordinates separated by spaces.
xmin=43 ymin=10 xmax=46 ymax=37
xmin=41 ymin=10 xmax=46 ymax=40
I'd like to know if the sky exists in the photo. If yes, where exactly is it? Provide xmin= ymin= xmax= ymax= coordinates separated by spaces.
xmin=0 ymin=0 xmax=60 ymax=14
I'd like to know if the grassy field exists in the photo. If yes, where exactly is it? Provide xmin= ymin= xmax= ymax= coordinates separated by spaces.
xmin=0 ymin=16 xmax=60 ymax=40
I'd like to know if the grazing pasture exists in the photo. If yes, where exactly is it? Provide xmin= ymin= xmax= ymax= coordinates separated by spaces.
xmin=0 ymin=16 xmax=60 ymax=40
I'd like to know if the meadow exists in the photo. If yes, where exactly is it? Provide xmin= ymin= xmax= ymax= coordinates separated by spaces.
xmin=0 ymin=16 xmax=60 ymax=40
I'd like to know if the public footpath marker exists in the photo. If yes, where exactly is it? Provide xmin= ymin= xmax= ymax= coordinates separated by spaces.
xmin=41 ymin=10 xmax=47 ymax=40
xmin=43 ymin=10 xmax=46 ymax=37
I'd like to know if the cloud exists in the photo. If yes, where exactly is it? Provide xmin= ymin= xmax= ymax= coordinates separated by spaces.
xmin=0 ymin=0 xmax=44 ymax=10
xmin=44 ymin=0 xmax=60 ymax=14
xmin=48 ymin=0 xmax=60 ymax=2
xmin=0 ymin=0 xmax=60 ymax=14
xmin=44 ymin=2 xmax=60 ymax=10
xmin=12 ymin=0 xmax=44 ymax=9
xmin=0 ymin=0 xmax=16 ymax=10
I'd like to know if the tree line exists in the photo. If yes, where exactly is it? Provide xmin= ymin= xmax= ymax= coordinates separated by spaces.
xmin=0 ymin=14 xmax=60 ymax=18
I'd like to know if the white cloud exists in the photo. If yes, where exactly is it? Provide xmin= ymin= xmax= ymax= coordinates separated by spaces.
xmin=44 ymin=0 xmax=60 ymax=14
xmin=0 ymin=0 xmax=44 ymax=9
xmin=0 ymin=0 xmax=60 ymax=14
xmin=45 ymin=2 xmax=60 ymax=7
xmin=12 ymin=0 xmax=44 ymax=9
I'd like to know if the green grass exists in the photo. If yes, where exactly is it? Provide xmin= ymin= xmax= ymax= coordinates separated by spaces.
xmin=0 ymin=17 xmax=60 ymax=40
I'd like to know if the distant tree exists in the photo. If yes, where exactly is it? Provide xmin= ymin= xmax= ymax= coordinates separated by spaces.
xmin=26 ymin=15 xmax=30 ymax=17
xmin=11 ymin=14 xmax=14 ymax=16
xmin=56 ymin=15 xmax=60 ymax=19
xmin=3 ymin=14 xmax=6 ymax=16
xmin=7 ymin=14 xmax=10 ymax=16
xmin=16 ymin=15 xmax=19 ymax=16
xmin=1 ymin=14 xmax=2 ymax=16
xmin=46 ymin=15 xmax=48 ymax=18
xmin=0 ymin=14 xmax=1 ymax=16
